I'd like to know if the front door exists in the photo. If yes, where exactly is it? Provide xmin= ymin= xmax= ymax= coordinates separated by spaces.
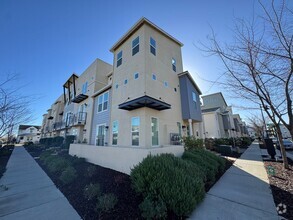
xmin=96 ymin=124 xmax=106 ymax=146
xmin=151 ymin=117 xmax=159 ymax=146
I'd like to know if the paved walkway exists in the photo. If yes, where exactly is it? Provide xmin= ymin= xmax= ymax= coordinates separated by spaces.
xmin=190 ymin=143 xmax=280 ymax=220
xmin=0 ymin=147 xmax=80 ymax=220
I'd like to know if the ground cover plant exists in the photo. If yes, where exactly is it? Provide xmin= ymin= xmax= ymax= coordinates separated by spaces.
xmin=0 ymin=145 xmax=14 ymax=179
xmin=264 ymin=158 xmax=293 ymax=219
xmin=25 ymin=147 xmax=142 ymax=219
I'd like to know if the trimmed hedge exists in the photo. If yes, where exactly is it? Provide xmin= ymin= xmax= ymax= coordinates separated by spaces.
xmin=183 ymin=136 xmax=204 ymax=151
xmin=131 ymin=154 xmax=205 ymax=217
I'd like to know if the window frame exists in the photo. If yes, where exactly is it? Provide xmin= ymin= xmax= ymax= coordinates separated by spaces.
xmin=112 ymin=120 xmax=118 ymax=146
xmin=97 ymin=91 xmax=109 ymax=113
xmin=150 ymin=37 xmax=156 ymax=56
xmin=172 ymin=58 xmax=176 ymax=72
xmin=132 ymin=36 xmax=139 ymax=56
xmin=131 ymin=117 xmax=140 ymax=146
xmin=134 ymin=72 xmax=139 ymax=80
xmin=192 ymin=92 xmax=197 ymax=109
xmin=117 ymin=50 xmax=123 ymax=67
xmin=152 ymin=73 xmax=157 ymax=81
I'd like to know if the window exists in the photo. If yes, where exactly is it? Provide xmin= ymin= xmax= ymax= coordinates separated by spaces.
xmin=124 ymin=79 xmax=128 ymax=85
xmin=134 ymin=73 xmax=139 ymax=79
xmin=117 ymin=51 xmax=122 ymax=67
xmin=152 ymin=73 xmax=157 ymax=80
xmin=177 ymin=122 xmax=182 ymax=137
xmin=164 ymin=81 xmax=168 ymax=87
xmin=172 ymin=58 xmax=176 ymax=72
xmin=132 ymin=36 xmax=139 ymax=56
xmin=97 ymin=91 xmax=109 ymax=112
xmin=82 ymin=82 xmax=88 ymax=94
xmin=174 ymin=88 xmax=177 ymax=92
xmin=151 ymin=117 xmax=159 ymax=146
xmin=150 ymin=37 xmax=156 ymax=55
xmin=131 ymin=117 xmax=140 ymax=146
xmin=115 ymin=84 xmax=119 ymax=89
xmin=192 ymin=92 xmax=197 ymax=109
xmin=112 ymin=121 xmax=118 ymax=145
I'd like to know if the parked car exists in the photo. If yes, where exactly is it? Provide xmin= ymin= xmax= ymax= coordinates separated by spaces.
xmin=283 ymin=139 xmax=293 ymax=150
xmin=275 ymin=139 xmax=293 ymax=150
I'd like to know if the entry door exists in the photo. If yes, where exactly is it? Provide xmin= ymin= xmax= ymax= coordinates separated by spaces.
xmin=151 ymin=117 xmax=159 ymax=146
xmin=96 ymin=125 xmax=106 ymax=146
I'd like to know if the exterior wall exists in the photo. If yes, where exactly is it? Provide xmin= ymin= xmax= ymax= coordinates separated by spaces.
xmin=69 ymin=144 xmax=184 ymax=174
xmin=179 ymin=75 xmax=202 ymax=121
xmin=201 ymin=93 xmax=227 ymax=110
xmin=110 ymin=23 xmax=183 ymax=148
xmin=90 ymin=89 xmax=112 ymax=145
xmin=17 ymin=126 xmax=41 ymax=143
xmin=202 ymin=112 xmax=221 ymax=138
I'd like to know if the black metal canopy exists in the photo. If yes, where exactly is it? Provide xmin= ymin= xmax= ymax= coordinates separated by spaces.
xmin=119 ymin=95 xmax=171 ymax=111
xmin=71 ymin=94 xmax=88 ymax=103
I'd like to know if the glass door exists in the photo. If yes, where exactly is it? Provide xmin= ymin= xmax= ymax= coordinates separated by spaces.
xmin=151 ymin=117 xmax=159 ymax=146
xmin=96 ymin=124 xmax=105 ymax=146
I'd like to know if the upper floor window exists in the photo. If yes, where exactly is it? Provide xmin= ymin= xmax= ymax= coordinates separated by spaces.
xmin=134 ymin=72 xmax=139 ymax=79
xmin=150 ymin=37 xmax=156 ymax=56
xmin=124 ymin=79 xmax=128 ymax=85
xmin=117 ymin=51 xmax=122 ymax=67
xmin=192 ymin=92 xmax=197 ymax=109
xmin=152 ymin=73 xmax=157 ymax=80
xmin=132 ymin=36 xmax=139 ymax=56
xmin=98 ymin=91 xmax=109 ymax=112
xmin=82 ymin=82 xmax=88 ymax=94
xmin=115 ymin=84 xmax=119 ymax=89
xmin=172 ymin=58 xmax=176 ymax=72
xmin=164 ymin=81 xmax=168 ymax=87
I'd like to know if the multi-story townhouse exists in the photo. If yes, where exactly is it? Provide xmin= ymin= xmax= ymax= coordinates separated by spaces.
xmin=201 ymin=92 xmax=236 ymax=138
xmin=17 ymin=125 xmax=41 ymax=143
xmin=61 ymin=59 xmax=112 ymax=143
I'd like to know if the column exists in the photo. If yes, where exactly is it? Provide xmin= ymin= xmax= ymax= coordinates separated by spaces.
xmin=188 ymin=119 xmax=193 ymax=136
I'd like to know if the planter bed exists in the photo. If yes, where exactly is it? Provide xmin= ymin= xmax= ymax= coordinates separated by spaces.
xmin=0 ymin=145 xmax=14 ymax=179
xmin=25 ymin=147 xmax=142 ymax=219
xmin=264 ymin=158 xmax=293 ymax=219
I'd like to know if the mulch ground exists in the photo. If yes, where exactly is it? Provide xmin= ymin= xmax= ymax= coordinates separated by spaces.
xmin=264 ymin=157 xmax=293 ymax=219
xmin=0 ymin=145 xmax=14 ymax=179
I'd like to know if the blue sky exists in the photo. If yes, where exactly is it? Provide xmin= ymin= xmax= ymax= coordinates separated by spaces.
xmin=0 ymin=0 xmax=270 ymax=125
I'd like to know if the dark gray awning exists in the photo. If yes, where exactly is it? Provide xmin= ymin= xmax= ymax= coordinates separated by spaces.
xmin=119 ymin=95 xmax=171 ymax=111
xmin=71 ymin=94 xmax=88 ymax=103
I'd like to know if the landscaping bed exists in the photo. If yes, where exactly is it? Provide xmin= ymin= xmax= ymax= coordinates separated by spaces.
xmin=0 ymin=145 xmax=14 ymax=179
xmin=264 ymin=158 xmax=293 ymax=219
xmin=25 ymin=147 xmax=142 ymax=219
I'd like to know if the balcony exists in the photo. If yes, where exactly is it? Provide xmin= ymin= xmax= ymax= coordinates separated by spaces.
xmin=53 ymin=121 xmax=66 ymax=130
xmin=71 ymin=94 xmax=88 ymax=103
xmin=66 ymin=112 xmax=87 ymax=127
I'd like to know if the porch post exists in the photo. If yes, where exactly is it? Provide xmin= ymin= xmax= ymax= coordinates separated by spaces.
xmin=188 ymin=119 xmax=193 ymax=136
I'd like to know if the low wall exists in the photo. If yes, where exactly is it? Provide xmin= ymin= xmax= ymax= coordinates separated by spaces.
xmin=69 ymin=144 xmax=184 ymax=175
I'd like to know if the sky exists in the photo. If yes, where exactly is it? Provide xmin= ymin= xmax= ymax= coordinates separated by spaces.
xmin=0 ymin=0 xmax=282 ymax=125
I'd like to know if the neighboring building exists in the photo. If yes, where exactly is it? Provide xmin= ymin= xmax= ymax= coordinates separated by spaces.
xmin=17 ymin=125 xmax=41 ymax=143
xmin=279 ymin=124 xmax=292 ymax=139
xmin=247 ymin=126 xmax=256 ymax=138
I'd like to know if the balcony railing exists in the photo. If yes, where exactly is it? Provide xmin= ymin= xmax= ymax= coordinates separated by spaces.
xmin=72 ymin=112 xmax=87 ymax=125
xmin=52 ymin=112 xmax=87 ymax=130
xmin=53 ymin=121 xmax=66 ymax=130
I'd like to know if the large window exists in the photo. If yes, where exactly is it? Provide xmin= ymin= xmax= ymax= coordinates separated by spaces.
xmin=82 ymin=82 xmax=88 ymax=94
xmin=172 ymin=58 xmax=176 ymax=72
xmin=131 ymin=117 xmax=140 ymax=146
xmin=132 ymin=36 xmax=139 ymax=56
xmin=117 ymin=51 xmax=122 ymax=67
xmin=96 ymin=124 xmax=105 ymax=146
xmin=151 ymin=117 xmax=159 ymax=146
xmin=150 ymin=37 xmax=156 ymax=56
xmin=112 ymin=121 xmax=118 ymax=145
xmin=192 ymin=92 xmax=197 ymax=109
xmin=97 ymin=91 xmax=109 ymax=112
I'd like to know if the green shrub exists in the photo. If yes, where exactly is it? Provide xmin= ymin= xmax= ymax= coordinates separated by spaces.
xmin=86 ymin=165 xmax=97 ymax=177
xmin=52 ymin=136 xmax=64 ymax=147
xmin=69 ymin=155 xmax=86 ymax=166
xmin=204 ymin=138 xmax=216 ymax=150
xmin=64 ymin=135 xmax=76 ymax=149
xmin=59 ymin=166 xmax=77 ymax=185
xmin=96 ymin=193 xmax=118 ymax=214
xmin=47 ymin=157 xmax=70 ymax=174
xmin=216 ymin=145 xmax=232 ymax=156
xmin=131 ymin=154 xmax=205 ymax=217
xmin=182 ymin=151 xmax=217 ymax=184
xmin=139 ymin=196 xmax=167 ymax=220
xmin=183 ymin=136 xmax=204 ymax=151
xmin=23 ymin=142 xmax=34 ymax=146
xmin=84 ymin=183 xmax=101 ymax=200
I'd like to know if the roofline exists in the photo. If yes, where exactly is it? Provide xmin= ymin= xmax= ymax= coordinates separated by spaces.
xmin=92 ymin=84 xmax=112 ymax=98
xmin=201 ymin=92 xmax=228 ymax=106
xmin=110 ymin=17 xmax=183 ymax=52
xmin=178 ymin=71 xmax=202 ymax=95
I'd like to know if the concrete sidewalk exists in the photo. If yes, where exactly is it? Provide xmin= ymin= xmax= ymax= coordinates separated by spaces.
xmin=190 ymin=143 xmax=280 ymax=220
xmin=0 ymin=147 xmax=80 ymax=220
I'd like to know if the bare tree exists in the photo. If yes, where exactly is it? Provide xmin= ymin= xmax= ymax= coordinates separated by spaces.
xmin=202 ymin=0 xmax=292 ymax=168
xmin=247 ymin=114 xmax=266 ymax=138
xmin=0 ymin=74 xmax=33 ymax=139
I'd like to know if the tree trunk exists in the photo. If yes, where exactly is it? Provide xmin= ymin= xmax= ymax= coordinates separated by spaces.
xmin=275 ymin=125 xmax=289 ymax=169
